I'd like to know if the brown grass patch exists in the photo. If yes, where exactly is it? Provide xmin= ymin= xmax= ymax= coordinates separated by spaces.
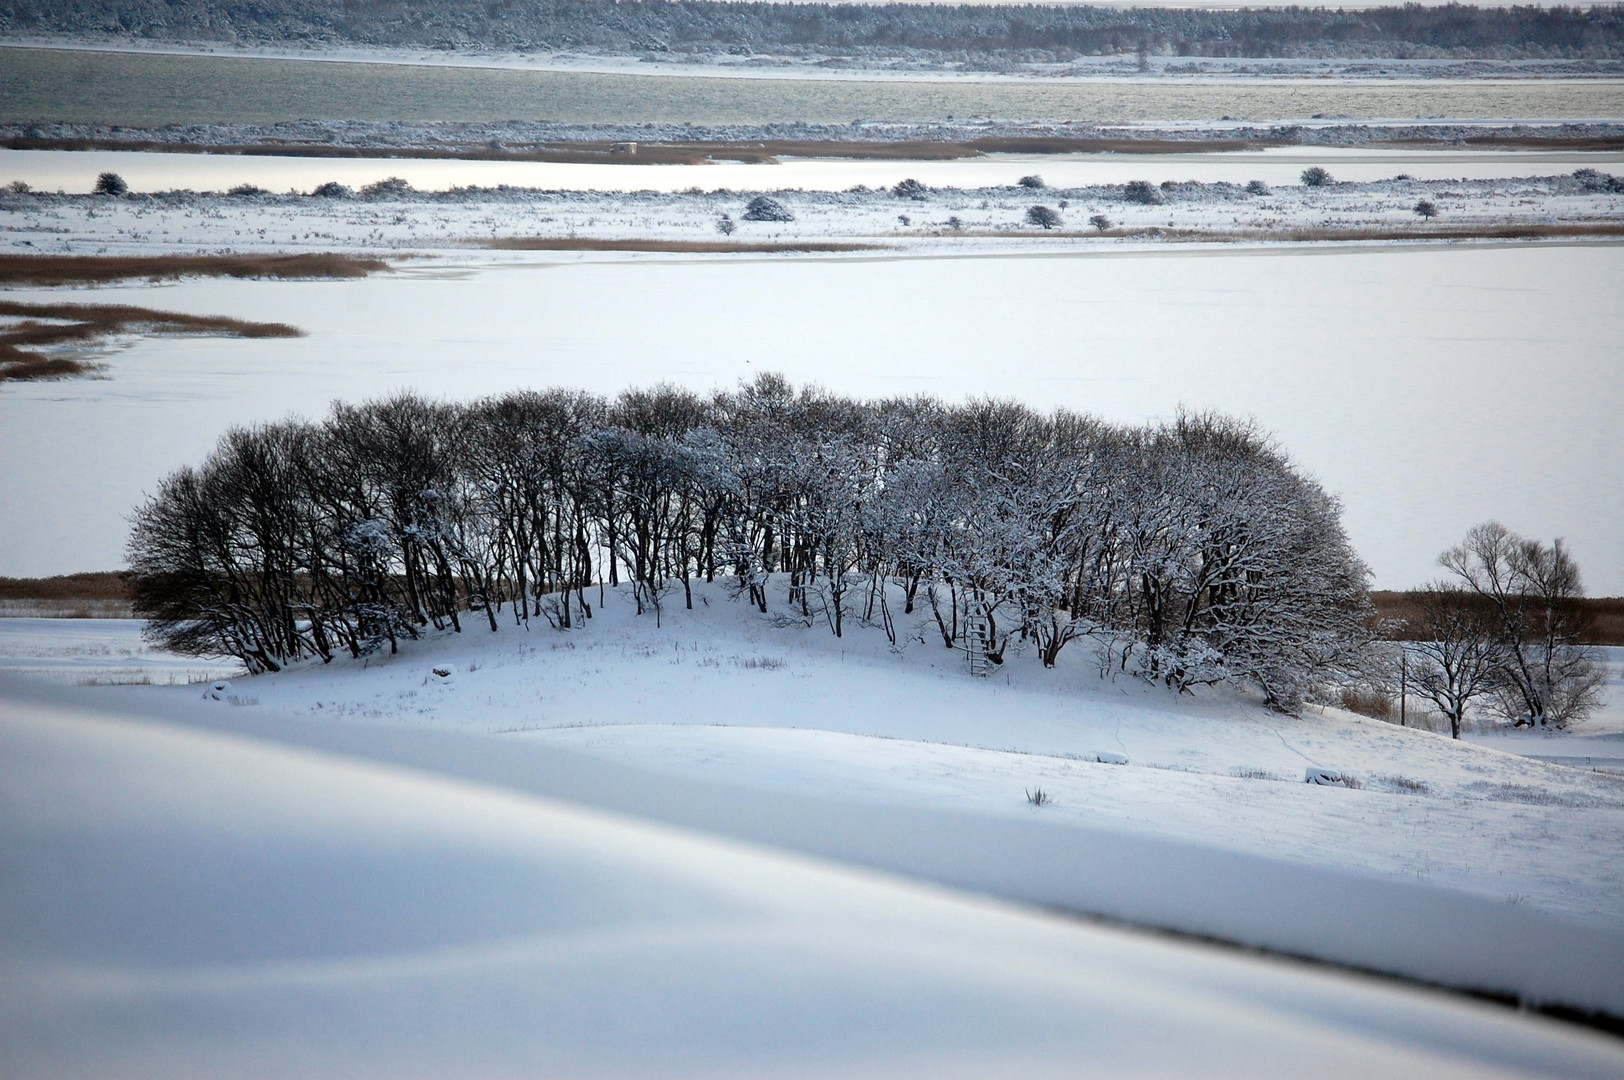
xmin=1342 ymin=688 xmax=1396 ymax=721
xmin=0 ymin=300 xmax=303 ymax=381
xmin=1381 ymin=136 xmax=1624 ymax=152
xmin=483 ymin=238 xmax=884 ymax=253
xmin=0 ymin=253 xmax=388 ymax=287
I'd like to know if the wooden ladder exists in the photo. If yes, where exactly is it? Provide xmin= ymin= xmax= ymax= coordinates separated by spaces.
xmin=964 ymin=607 xmax=991 ymax=678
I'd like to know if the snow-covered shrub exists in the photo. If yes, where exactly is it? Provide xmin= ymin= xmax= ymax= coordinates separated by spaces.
xmin=311 ymin=181 xmax=354 ymax=198
xmin=1122 ymin=180 xmax=1161 ymax=205
xmin=741 ymin=194 xmax=793 ymax=221
xmin=1088 ymin=214 xmax=1112 ymax=232
xmin=1573 ymin=168 xmax=1624 ymax=193
xmin=93 ymin=172 xmax=128 ymax=196
xmin=1025 ymin=205 xmax=1061 ymax=229
xmin=228 ymin=184 xmax=270 ymax=197
xmin=891 ymin=178 xmax=928 ymax=201
xmin=1017 ymin=174 xmax=1045 ymax=189
xmin=1301 ymin=167 xmax=1333 ymax=187
xmin=1414 ymin=199 xmax=1439 ymax=219
xmin=1245 ymin=179 xmax=1270 ymax=195
xmin=715 ymin=212 xmax=736 ymax=235
xmin=361 ymin=176 xmax=413 ymax=198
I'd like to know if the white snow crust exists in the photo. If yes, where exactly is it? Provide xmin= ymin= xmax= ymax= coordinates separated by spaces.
xmin=8 ymin=686 xmax=1624 ymax=1077
xmin=7 ymin=580 xmax=1619 ymax=1025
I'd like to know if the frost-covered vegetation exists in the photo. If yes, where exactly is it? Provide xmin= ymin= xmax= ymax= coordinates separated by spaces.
xmin=8 ymin=0 xmax=1624 ymax=61
xmin=1397 ymin=524 xmax=1606 ymax=734
xmin=7 ymin=168 xmax=1622 ymax=255
xmin=129 ymin=377 xmax=1371 ymax=709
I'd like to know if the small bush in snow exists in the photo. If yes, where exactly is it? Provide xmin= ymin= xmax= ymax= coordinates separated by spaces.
xmin=1122 ymin=180 xmax=1161 ymax=205
xmin=715 ymin=213 xmax=736 ymax=235
xmin=1089 ymin=214 xmax=1112 ymax=232
xmin=311 ymin=181 xmax=353 ymax=198
xmin=946 ymin=215 xmax=964 ymax=230
xmin=891 ymin=177 xmax=928 ymax=201
xmin=897 ymin=214 xmax=911 ymax=226
xmin=94 ymin=172 xmax=128 ymax=196
xmin=1025 ymin=205 xmax=1061 ymax=229
xmin=1245 ymin=179 xmax=1270 ymax=195
xmin=361 ymin=176 xmax=413 ymax=198
xmin=1026 ymin=787 xmax=1051 ymax=806
xmin=742 ymin=194 xmax=793 ymax=221
xmin=228 ymin=183 xmax=270 ymax=197
xmin=1301 ymin=167 xmax=1333 ymax=187
xmin=1573 ymin=167 xmax=1623 ymax=192
xmin=7 ymin=179 xmax=31 ymax=194
xmin=1414 ymin=199 xmax=1439 ymax=219
xmin=1017 ymin=174 xmax=1045 ymax=189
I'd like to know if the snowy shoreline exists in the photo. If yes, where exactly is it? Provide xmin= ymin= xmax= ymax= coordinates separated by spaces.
xmin=6 ymin=167 xmax=1620 ymax=259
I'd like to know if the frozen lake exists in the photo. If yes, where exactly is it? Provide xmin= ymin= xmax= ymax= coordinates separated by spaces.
xmin=7 ymin=144 xmax=1624 ymax=196
xmin=2 ymin=242 xmax=1621 ymax=593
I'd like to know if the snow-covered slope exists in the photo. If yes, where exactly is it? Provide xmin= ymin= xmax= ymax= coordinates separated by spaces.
xmin=16 ymin=578 xmax=1619 ymax=1019
xmin=5 ymin=691 xmax=1624 ymax=1078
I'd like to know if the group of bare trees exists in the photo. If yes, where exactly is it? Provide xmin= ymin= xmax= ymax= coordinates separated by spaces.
xmin=1402 ymin=522 xmax=1603 ymax=735
xmin=128 ymin=376 xmax=1371 ymax=708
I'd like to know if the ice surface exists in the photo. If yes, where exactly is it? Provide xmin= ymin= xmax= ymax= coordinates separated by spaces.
xmin=2 ymin=244 xmax=1620 ymax=594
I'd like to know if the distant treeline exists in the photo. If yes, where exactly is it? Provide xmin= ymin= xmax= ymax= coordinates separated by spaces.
xmin=128 ymin=377 xmax=1370 ymax=708
xmin=6 ymin=1 xmax=1624 ymax=60
xmin=1372 ymin=591 xmax=1624 ymax=646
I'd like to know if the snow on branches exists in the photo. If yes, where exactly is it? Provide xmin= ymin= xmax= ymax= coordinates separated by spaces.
xmin=128 ymin=377 xmax=1371 ymax=708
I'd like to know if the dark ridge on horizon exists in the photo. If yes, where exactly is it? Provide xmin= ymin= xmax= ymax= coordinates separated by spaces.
xmin=4 ymin=0 xmax=1623 ymax=61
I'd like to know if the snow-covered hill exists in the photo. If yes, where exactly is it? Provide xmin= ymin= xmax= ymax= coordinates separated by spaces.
xmin=8 ymin=691 xmax=1624 ymax=1077
xmin=5 ymin=578 xmax=1624 ymax=1070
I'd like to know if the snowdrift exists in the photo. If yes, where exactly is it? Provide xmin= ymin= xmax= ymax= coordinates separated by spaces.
xmin=4 ymin=689 xmax=1624 ymax=1078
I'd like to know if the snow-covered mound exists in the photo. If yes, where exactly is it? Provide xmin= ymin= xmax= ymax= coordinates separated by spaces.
xmin=19 ymin=577 xmax=1615 ymax=1019
xmin=4 ymin=691 xmax=1624 ymax=1078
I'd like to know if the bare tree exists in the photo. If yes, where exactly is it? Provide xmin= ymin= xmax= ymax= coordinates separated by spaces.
xmin=1404 ymin=582 xmax=1505 ymax=738
xmin=1440 ymin=522 xmax=1604 ymax=728
xmin=1025 ymin=205 xmax=1061 ymax=229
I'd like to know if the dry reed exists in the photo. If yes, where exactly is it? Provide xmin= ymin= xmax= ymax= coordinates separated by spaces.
xmin=0 ymin=300 xmax=303 ymax=381
xmin=0 ymin=253 xmax=388 ymax=287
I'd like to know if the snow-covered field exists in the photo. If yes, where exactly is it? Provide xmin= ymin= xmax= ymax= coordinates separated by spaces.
xmin=9 ymin=144 xmax=1624 ymax=195
xmin=7 ymin=166 xmax=1622 ymax=254
xmin=9 ymin=682 xmax=1624 ymax=1078
xmin=5 ymin=580 xmax=1623 ymax=1065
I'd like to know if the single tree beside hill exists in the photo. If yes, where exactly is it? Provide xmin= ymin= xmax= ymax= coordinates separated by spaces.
xmin=1403 ymin=583 xmax=1506 ymax=738
xmin=1437 ymin=522 xmax=1604 ymax=728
